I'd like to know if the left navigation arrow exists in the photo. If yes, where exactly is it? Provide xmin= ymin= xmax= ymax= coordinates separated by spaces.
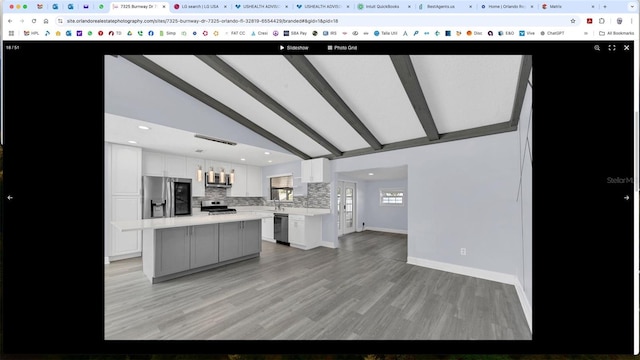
xmin=7 ymin=195 xmax=13 ymax=200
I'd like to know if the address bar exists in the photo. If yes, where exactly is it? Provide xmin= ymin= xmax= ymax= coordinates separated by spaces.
xmin=59 ymin=16 xmax=340 ymax=25
xmin=55 ymin=14 xmax=584 ymax=27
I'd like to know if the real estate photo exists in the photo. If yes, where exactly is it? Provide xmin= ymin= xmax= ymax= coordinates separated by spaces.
xmin=104 ymin=54 xmax=533 ymax=341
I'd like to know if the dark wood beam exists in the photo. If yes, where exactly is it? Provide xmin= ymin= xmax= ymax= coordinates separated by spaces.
xmin=390 ymin=55 xmax=440 ymax=140
xmin=324 ymin=122 xmax=516 ymax=160
xmin=283 ymin=55 xmax=383 ymax=151
xmin=509 ymin=55 xmax=533 ymax=128
xmin=195 ymin=55 xmax=343 ymax=157
xmin=120 ymin=55 xmax=311 ymax=160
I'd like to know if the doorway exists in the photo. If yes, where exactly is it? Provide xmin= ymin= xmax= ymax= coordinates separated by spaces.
xmin=337 ymin=181 xmax=356 ymax=236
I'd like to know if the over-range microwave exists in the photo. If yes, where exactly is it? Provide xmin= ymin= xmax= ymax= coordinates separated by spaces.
xmin=205 ymin=172 xmax=232 ymax=188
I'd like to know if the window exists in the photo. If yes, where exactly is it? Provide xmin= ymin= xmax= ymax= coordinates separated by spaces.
xmin=270 ymin=175 xmax=293 ymax=201
xmin=380 ymin=189 xmax=404 ymax=206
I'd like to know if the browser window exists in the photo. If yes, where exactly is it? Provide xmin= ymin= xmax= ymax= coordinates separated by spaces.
xmin=1 ymin=0 xmax=638 ymax=357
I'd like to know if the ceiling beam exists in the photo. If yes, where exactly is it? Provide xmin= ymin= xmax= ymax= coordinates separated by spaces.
xmin=283 ymin=55 xmax=383 ymax=151
xmin=509 ymin=55 xmax=533 ymax=128
xmin=325 ymin=122 xmax=516 ymax=160
xmin=390 ymin=55 xmax=440 ymax=141
xmin=194 ymin=55 xmax=343 ymax=157
xmin=120 ymin=55 xmax=311 ymax=160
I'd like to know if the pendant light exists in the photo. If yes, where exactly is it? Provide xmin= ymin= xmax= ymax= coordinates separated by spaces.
xmin=208 ymin=167 xmax=215 ymax=183
xmin=219 ymin=168 xmax=226 ymax=184
xmin=197 ymin=165 xmax=203 ymax=182
xmin=229 ymin=169 xmax=235 ymax=184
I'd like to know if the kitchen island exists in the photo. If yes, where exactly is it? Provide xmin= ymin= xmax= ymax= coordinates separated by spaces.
xmin=112 ymin=214 xmax=267 ymax=283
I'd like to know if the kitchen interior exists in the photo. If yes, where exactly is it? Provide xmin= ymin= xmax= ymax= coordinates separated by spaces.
xmin=104 ymin=54 xmax=533 ymax=340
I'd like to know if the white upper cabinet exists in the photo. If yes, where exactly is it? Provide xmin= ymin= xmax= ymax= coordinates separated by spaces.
xmin=142 ymin=151 xmax=165 ymax=176
xmin=111 ymin=144 xmax=142 ymax=196
xmin=301 ymin=158 xmax=330 ymax=183
xmin=143 ymin=151 xmax=188 ymax=178
xmin=186 ymin=157 xmax=206 ymax=197
xmin=227 ymin=164 xmax=247 ymax=197
xmin=227 ymin=164 xmax=263 ymax=197
xmin=141 ymin=150 xmax=263 ymax=197
xmin=246 ymin=166 xmax=263 ymax=197
xmin=164 ymin=154 xmax=187 ymax=178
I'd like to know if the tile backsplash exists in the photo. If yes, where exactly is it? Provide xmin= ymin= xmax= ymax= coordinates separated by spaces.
xmin=192 ymin=187 xmax=264 ymax=207
xmin=265 ymin=182 xmax=330 ymax=209
xmin=192 ymin=182 xmax=330 ymax=209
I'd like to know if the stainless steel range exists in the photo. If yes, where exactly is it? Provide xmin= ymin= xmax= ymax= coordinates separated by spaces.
xmin=200 ymin=200 xmax=237 ymax=215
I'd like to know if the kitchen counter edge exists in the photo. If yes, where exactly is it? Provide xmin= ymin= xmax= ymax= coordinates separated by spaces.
xmin=112 ymin=213 xmax=269 ymax=232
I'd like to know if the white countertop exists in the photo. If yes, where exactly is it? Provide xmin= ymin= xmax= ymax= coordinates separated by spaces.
xmin=233 ymin=206 xmax=331 ymax=216
xmin=112 ymin=213 xmax=269 ymax=232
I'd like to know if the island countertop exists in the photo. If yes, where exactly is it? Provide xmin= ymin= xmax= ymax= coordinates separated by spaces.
xmin=112 ymin=213 xmax=269 ymax=232
xmin=233 ymin=206 xmax=330 ymax=216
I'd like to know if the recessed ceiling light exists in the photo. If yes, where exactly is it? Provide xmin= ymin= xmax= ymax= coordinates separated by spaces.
xmin=264 ymin=151 xmax=270 ymax=155
xmin=268 ymin=160 xmax=273 ymax=163
xmin=240 ymin=158 xmax=246 ymax=161
xmin=137 ymin=125 xmax=150 ymax=130
xmin=368 ymin=173 xmax=374 ymax=176
xmin=128 ymin=140 xmax=138 ymax=144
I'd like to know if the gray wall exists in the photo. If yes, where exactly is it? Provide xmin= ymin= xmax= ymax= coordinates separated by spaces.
xmin=361 ymin=179 xmax=408 ymax=232
xmin=325 ymin=129 xmax=523 ymax=276
xmin=104 ymin=56 xmax=291 ymax=154
xmin=515 ymin=76 xmax=533 ymax=306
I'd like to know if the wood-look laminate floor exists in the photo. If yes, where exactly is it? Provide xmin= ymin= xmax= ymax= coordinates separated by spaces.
xmin=105 ymin=231 xmax=531 ymax=340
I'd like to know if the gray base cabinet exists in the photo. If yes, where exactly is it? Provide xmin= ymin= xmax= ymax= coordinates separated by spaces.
xmin=242 ymin=220 xmax=261 ymax=255
xmin=190 ymin=224 xmax=219 ymax=269
xmin=219 ymin=222 xmax=241 ymax=262
xmin=151 ymin=220 xmax=261 ymax=283
xmin=220 ymin=220 xmax=261 ymax=261
xmin=155 ymin=227 xmax=190 ymax=277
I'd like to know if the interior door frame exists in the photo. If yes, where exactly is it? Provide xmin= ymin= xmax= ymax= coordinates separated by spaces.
xmin=338 ymin=180 xmax=356 ymax=236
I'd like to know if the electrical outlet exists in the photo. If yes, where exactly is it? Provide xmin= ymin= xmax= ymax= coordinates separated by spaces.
xmin=460 ymin=248 xmax=466 ymax=256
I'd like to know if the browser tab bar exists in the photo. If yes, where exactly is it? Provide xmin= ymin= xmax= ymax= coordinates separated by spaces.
xmin=110 ymin=2 xmax=171 ymax=14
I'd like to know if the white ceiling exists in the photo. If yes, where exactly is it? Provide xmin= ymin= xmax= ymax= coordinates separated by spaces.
xmin=306 ymin=55 xmax=427 ymax=144
xmin=411 ymin=55 xmax=522 ymax=133
xmin=218 ymin=55 xmax=371 ymax=152
xmin=113 ymin=54 xmax=528 ymax=163
xmin=104 ymin=113 xmax=300 ymax=166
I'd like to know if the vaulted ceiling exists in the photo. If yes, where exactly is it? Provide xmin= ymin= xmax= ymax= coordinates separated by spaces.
xmin=118 ymin=54 xmax=532 ymax=161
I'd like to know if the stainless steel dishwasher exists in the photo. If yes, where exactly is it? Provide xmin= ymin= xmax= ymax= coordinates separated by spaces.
xmin=274 ymin=213 xmax=289 ymax=246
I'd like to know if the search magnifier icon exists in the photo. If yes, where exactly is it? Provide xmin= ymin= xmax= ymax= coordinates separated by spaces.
xmin=594 ymin=45 xmax=601 ymax=51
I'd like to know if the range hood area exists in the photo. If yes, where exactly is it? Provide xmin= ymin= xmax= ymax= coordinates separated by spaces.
xmin=205 ymin=173 xmax=232 ymax=188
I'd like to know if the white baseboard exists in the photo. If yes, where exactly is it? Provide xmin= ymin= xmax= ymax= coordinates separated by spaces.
xmin=514 ymin=278 xmax=533 ymax=332
xmin=108 ymin=252 xmax=141 ymax=262
xmin=407 ymin=257 xmax=514 ymax=285
xmin=407 ymin=256 xmax=533 ymax=333
xmin=104 ymin=256 xmax=110 ymax=265
xmin=321 ymin=240 xmax=336 ymax=248
xmin=364 ymin=227 xmax=408 ymax=235
xmin=262 ymin=238 xmax=276 ymax=243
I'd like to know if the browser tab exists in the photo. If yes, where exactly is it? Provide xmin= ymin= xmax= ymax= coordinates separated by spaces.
xmin=110 ymin=2 xmax=171 ymax=14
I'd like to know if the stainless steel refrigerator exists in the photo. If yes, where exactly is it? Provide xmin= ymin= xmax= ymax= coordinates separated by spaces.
xmin=142 ymin=176 xmax=192 ymax=219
